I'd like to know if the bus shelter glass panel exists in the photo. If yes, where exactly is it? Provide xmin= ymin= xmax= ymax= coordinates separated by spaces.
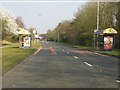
xmin=104 ymin=35 xmax=113 ymax=50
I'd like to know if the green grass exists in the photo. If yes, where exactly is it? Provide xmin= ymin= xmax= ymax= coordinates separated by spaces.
xmin=32 ymin=40 xmax=40 ymax=49
xmin=57 ymin=42 xmax=120 ymax=58
xmin=58 ymin=42 xmax=97 ymax=51
xmin=99 ymin=50 xmax=120 ymax=57
xmin=2 ymin=40 xmax=40 ymax=74
xmin=73 ymin=45 xmax=120 ymax=57
xmin=72 ymin=45 xmax=97 ymax=51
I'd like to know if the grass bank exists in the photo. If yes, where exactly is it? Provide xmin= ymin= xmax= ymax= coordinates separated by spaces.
xmin=57 ymin=42 xmax=120 ymax=58
xmin=73 ymin=45 xmax=120 ymax=58
xmin=2 ymin=41 xmax=40 ymax=74
xmin=98 ymin=50 xmax=120 ymax=58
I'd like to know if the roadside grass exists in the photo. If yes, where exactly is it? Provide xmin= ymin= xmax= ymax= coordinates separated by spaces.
xmin=72 ymin=45 xmax=97 ymax=51
xmin=58 ymin=42 xmax=97 ymax=51
xmin=73 ymin=45 xmax=120 ymax=57
xmin=32 ymin=40 xmax=40 ymax=49
xmin=57 ymin=42 xmax=120 ymax=58
xmin=2 ymin=40 xmax=40 ymax=74
xmin=99 ymin=50 xmax=120 ymax=57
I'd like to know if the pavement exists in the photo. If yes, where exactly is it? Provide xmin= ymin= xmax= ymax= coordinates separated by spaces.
xmin=2 ymin=41 xmax=119 ymax=88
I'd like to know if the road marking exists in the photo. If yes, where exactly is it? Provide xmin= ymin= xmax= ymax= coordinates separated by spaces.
xmin=74 ymin=56 xmax=78 ymax=59
xmin=84 ymin=62 xmax=93 ymax=67
xmin=62 ymin=50 xmax=65 ymax=51
xmin=33 ymin=47 xmax=42 ymax=55
xmin=66 ymin=52 xmax=70 ymax=54
xmin=116 ymin=80 xmax=120 ymax=83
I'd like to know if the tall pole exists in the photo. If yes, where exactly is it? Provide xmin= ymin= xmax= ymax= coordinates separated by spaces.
xmin=93 ymin=30 xmax=96 ymax=48
xmin=97 ymin=0 xmax=100 ymax=49
xmin=58 ymin=29 xmax=60 ymax=43
xmin=58 ymin=23 xmax=61 ymax=43
xmin=118 ymin=2 xmax=120 ymax=50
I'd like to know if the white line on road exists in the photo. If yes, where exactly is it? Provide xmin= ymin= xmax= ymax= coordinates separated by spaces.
xmin=116 ymin=80 xmax=120 ymax=83
xmin=62 ymin=50 xmax=65 ymax=51
xmin=84 ymin=62 xmax=93 ymax=67
xmin=33 ymin=47 xmax=42 ymax=55
xmin=74 ymin=56 xmax=78 ymax=59
xmin=66 ymin=52 xmax=70 ymax=54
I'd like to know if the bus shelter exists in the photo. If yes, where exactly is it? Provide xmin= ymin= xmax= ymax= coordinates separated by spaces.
xmin=17 ymin=28 xmax=31 ymax=48
xmin=103 ymin=28 xmax=117 ymax=51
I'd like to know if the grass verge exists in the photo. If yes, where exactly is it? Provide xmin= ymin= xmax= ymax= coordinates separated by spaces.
xmin=2 ymin=41 xmax=40 ymax=74
xmin=73 ymin=46 xmax=120 ymax=57
xmin=57 ymin=42 xmax=120 ymax=58
xmin=98 ymin=50 xmax=120 ymax=58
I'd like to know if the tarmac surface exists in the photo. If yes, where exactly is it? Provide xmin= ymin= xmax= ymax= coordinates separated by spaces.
xmin=2 ymin=41 xmax=119 ymax=88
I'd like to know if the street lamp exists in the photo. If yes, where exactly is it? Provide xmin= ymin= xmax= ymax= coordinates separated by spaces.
xmin=96 ymin=0 xmax=100 ymax=49
xmin=58 ymin=23 xmax=61 ymax=43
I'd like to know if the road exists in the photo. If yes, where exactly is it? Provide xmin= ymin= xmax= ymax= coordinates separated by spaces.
xmin=3 ymin=41 xmax=119 ymax=88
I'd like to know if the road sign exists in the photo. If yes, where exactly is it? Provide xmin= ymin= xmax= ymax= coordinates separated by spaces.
xmin=94 ymin=30 xmax=103 ymax=35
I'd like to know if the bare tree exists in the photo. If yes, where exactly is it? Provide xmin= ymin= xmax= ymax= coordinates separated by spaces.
xmin=16 ymin=16 xmax=25 ymax=28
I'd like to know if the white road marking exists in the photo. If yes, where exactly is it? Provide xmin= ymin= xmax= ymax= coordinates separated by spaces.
xmin=62 ymin=50 xmax=65 ymax=51
xmin=33 ymin=47 xmax=42 ymax=55
xmin=116 ymin=80 xmax=120 ymax=83
xmin=74 ymin=56 xmax=78 ymax=59
xmin=84 ymin=62 xmax=93 ymax=67
xmin=67 ymin=52 xmax=70 ymax=54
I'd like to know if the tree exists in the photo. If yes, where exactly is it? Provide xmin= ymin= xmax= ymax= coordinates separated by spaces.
xmin=47 ymin=2 xmax=119 ymax=48
xmin=46 ymin=29 xmax=54 ymax=41
xmin=72 ymin=2 xmax=119 ymax=47
xmin=0 ymin=9 xmax=18 ymax=42
xmin=16 ymin=16 xmax=25 ymax=28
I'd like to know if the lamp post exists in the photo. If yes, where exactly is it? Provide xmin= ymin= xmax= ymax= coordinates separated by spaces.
xmin=58 ymin=29 xmax=60 ymax=43
xmin=96 ymin=0 xmax=100 ymax=49
xmin=58 ymin=23 xmax=61 ymax=43
xmin=33 ymin=29 xmax=37 ymax=44
xmin=93 ymin=29 xmax=97 ymax=48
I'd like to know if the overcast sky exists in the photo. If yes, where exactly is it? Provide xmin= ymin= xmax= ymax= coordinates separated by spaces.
xmin=1 ymin=1 xmax=86 ymax=34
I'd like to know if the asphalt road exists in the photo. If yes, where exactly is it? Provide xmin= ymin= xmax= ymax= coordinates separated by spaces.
xmin=2 ymin=41 xmax=119 ymax=88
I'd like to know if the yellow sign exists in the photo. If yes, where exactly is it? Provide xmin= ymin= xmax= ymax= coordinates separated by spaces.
xmin=103 ymin=28 xmax=117 ymax=34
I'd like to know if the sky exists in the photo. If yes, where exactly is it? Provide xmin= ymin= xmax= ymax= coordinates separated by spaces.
xmin=1 ymin=1 xmax=86 ymax=34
